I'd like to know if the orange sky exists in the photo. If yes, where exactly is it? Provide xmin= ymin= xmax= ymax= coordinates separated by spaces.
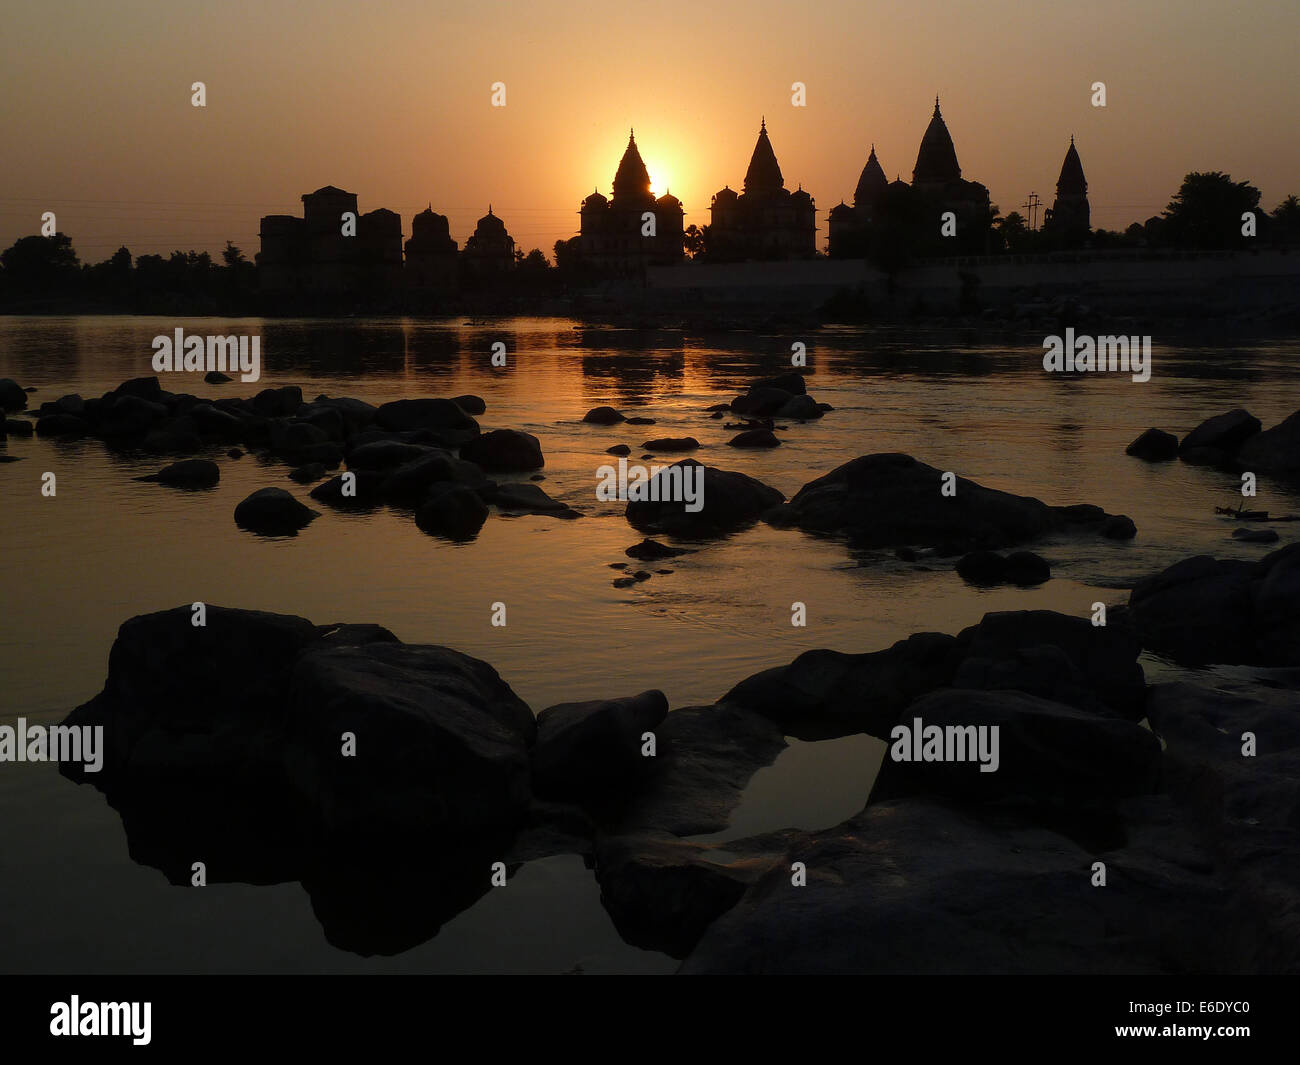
xmin=2 ymin=0 xmax=1297 ymax=263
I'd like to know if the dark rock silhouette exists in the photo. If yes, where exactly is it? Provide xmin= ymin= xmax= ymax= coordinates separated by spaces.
xmin=1126 ymin=427 xmax=1179 ymax=461
xmin=4 ymin=418 xmax=33 ymax=437
xmin=679 ymin=796 xmax=1225 ymax=974
xmin=728 ymin=428 xmax=781 ymax=448
xmin=414 ymin=482 xmax=490 ymax=540
xmin=640 ymin=437 xmax=699 ymax=452
xmin=136 ymin=458 xmax=220 ymax=488
xmin=595 ymin=833 xmax=750 ymax=959
xmin=958 ymin=548 xmax=1055 ymax=583
xmin=451 ymin=394 xmax=487 ymax=415
xmin=606 ymin=444 xmax=631 ymax=456
xmin=625 ymin=538 xmax=689 ymax=561
xmin=374 ymin=398 xmax=479 ymax=444
xmin=488 ymin=481 xmax=576 ymax=516
xmin=583 ymin=405 xmax=624 ymax=424
xmin=532 ymin=690 xmax=668 ymax=803
xmin=767 ymin=452 xmax=1131 ymax=552
xmin=1129 ymin=545 xmax=1300 ymax=666
xmin=234 ymin=487 xmax=320 ymax=535
xmin=310 ymin=469 xmax=385 ymax=507
xmin=625 ymin=460 xmax=784 ymax=538
xmin=775 ymin=394 xmax=822 ymax=420
xmin=0 ymin=378 xmax=28 ymax=411
xmin=1238 ymin=409 xmax=1300 ymax=474
xmin=460 ymin=428 xmax=544 ymax=471
xmin=289 ymin=462 xmax=327 ymax=484
xmin=1179 ymin=408 xmax=1261 ymax=456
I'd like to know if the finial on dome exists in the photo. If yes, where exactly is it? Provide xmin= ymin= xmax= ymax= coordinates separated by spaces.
xmin=934 ymin=95 xmax=941 ymax=117
xmin=761 ymin=116 xmax=766 ymax=132
xmin=1070 ymin=133 xmax=1075 ymax=145
xmin=488 ymin=204 xmax=493 ymax=215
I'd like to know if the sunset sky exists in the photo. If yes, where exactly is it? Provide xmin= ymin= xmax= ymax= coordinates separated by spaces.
xmin=2 ymin=0 xmax=1297 ymax=263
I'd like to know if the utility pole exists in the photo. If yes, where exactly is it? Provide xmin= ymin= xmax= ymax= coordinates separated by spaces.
xmin=1021 ymin=192 xmax=1043 ymax=231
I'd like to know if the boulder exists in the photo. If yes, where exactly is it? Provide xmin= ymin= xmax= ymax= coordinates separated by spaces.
xmin=680 ymin=796 xmax=1225 ymax=974
xmin=459 ymin=429 xmax=544 ymax=471
xmin=0 ymin=378 xmax=28 ymax=412
xmin=728 ymin=429 xmax=781 ymax=448
xmin=641 ymin=437 xmax=699 ymax=452
xmin=531 ymin=689 xmax=668 ymax=801
xmin=1128 ymin=549 xmax=1300 ymax=666
xmin=751 ymin=372 xmax=807 ymax=396
xmin=137 ymin=458 xmax=220 ymax=488
xmin=775 ymin=394 xmax=822 ymax=420
xmin=1100 ymin=515 xmax=1137 ymax=540
xmin=625 ymin=460 xmax=784 ymax=538
xmin=234 ymin=487 xmax=320 ymax=535
xmin=767 ymin=453 xmax=1060 ymax=551
xmin=250 ymin=385 xmax=303 ymax=417
xmin=731 ymin=387 xmax=794 ymax=417
xmin=451 ymin=394 xmax=487 ymax=415
xmin=310 ymin=470 xmax=386 ymax=507
xmin=346 ymin=440 xmax=437 ymax=472
xmin=204 ymin=370 xmax=232 ymax=384
xmin=594 ymin=833 xmax=751 ymax=958
xmin=1146 ymin=681 xmax=1300 ymax=972
xmin=112 ymin=376 xmax=163 ymax=402
xmin=1237 ymin=410 xmax=1300 ymax=475
xmin=606 ymin=444 xmax=631 ymax=456
xmin=414 ymin=483 xmax=490 ymax=541
xmin=951 ymin=609 xmax=1146 ymax=719
xmin=4 ymin=418 xmax=33 ymax=437
xmin=583 ymin=406 xmax=625 ymax=425
xmin=625 ymin=538 xmax=689 ymax=561
xmin=1125 ymin=427 xmax=1179 ymax=461
xmin=34 ymin=413 xmax=89 ymax=437
xmin=1231 ymin=527 xmax=1278 ymax=543
xmin=1179 ymin=409 xmax=1261 ymax=456
xmin=489 ymin=482 xmax=574 ymax=515
xmin=374 ymin=398 xmax=479 ymax=444
xmin=868 ymin=688 xmax=1161 ymax=804
xmin=283 ymin=641 xmax=535 ymax=839
xmin=289 ymin=463 xmax=328 ymax=484
xmin=722 ymin=631 xmax=961 ymax=739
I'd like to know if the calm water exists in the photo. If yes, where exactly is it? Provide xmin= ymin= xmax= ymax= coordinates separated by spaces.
xmin=1 ymin=315 xmax=1297 ymax=972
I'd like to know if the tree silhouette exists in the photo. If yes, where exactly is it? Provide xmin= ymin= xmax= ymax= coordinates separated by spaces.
xmin=1160 ymin=171 xmax=1261 ymax=249
xmin=0 ymin=233 xmax=80 ymax=293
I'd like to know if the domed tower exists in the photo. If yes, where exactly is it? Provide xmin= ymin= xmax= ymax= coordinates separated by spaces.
xmin=912 ymin=97 xmax=962 ymax=191
xmin=854 ymin=145 xmax=888 ymax=213
xmin=612 ymin=129 xmax=653 ymax=206
xmin=743 ymin=118 xmax=785 ymax=198
xmin=405 ymin=206 xmax=457 ymax=290
xmin=654 ymin=191 xmax=685 ymax=263
xmin=1046 ymin=136 xmax=1090 ymax=247
xmin=462 ymin=205 xmax=515 ymax=275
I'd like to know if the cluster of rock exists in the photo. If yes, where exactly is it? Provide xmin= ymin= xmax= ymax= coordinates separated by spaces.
xmin=1128 ymin=543 xmax=1300 ymax=666
xmin=1127 ymin=406 xmax=1300 ymax=474
xmin=2 ymin=374 xmax=578 ymax=539
xmin=61 ymin=598 xmax=1299 ymax=970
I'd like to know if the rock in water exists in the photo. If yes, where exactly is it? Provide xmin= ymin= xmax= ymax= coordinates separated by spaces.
xmin=641 ymin=437 xmax=699 ymax=452
xmin=0 ymin=378 xmax=28 ymax=412
xmin=1237 ymin=409 xmax=1300 ymax=474
xmin=414 ymin=483 xmax=490 ymax=541
xmin=459 ymin=428 xmax=544 ymax=471
xmin=625 ymin=460 xmax=783 ymax=538
xmin=728 ymin=428 xmax=781 ymax=448
xmin=1179 ymin=408 xmax=1261 ymax=456
xmin=137 ymin=458 xmax=220 ymax=488
xmin=234 ymin=487 xmax=320 ymax=535
xmin=768 ymin=453 xmax=1058 ymax=551
xmin=531 ymin=690 xmax=668 ymax=802
xmin=1125 ymin=427 xmax=1179 ymax=461
xmin=583 ymin=406 xmax=625 ymax=425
